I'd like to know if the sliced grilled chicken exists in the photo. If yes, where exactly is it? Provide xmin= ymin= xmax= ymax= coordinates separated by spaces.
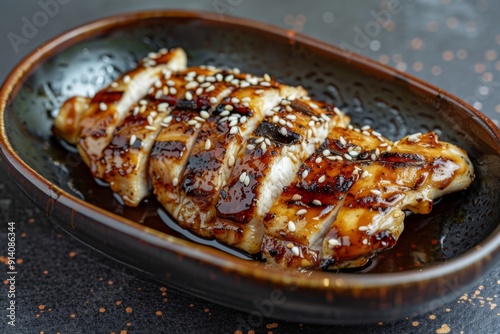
xmin=262 ymin=127 xmax=473 ymax=269
xmin=173 ymin=75 xmax=307 ymax=238
xmin=213 ymin=99 xmax=349 ymax=254
xmin=53 ymin=48 xmax=475 ymax=270
xmin=320 ymin=131 xmax=474 ymax=269
xmin=149 ymin=68 xmax=240 ymax=217
xmin=75 ymin=48 xmax=187 ymax=171
xmin=93 ymin=99 xmax=170 ymax=206
xmin=261 ymin=126 xmax=387 ymax=268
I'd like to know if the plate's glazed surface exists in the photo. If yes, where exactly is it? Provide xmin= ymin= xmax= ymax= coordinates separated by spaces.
xmin=0 ymin=11 xmax=499 ymax=324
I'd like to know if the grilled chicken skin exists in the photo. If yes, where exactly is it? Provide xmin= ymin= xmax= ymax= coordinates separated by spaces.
xmin=53 ymin=48 xmax=475 ymax=270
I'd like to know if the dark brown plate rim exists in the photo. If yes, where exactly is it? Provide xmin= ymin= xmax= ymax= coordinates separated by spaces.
xmin=0 ymin=10 xmax=499 ymax=292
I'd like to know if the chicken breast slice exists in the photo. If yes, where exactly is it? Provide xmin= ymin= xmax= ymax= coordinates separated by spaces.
xmin=173 ymin=75 xmax=307 ymax=239
xmin=93 ymin=99 xmax=172 ymax=206
xmin=261 ymin=126 xmax=388 ymax=268
xmin=320 ymin=131 xmax=474 ymax=269
xmin=76 ymin=48 xmax=187 ymax=171
xmin=149 ymin=68 xmax=239 ymax=216
xmin=213 ymin=99 xmax=349 ymax=254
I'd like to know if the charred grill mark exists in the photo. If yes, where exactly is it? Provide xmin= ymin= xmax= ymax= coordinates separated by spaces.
xmin=92 ymin=91 xmax=124 ymax=104
xmin=151 ymin=141 xmax=186 ymax=159
xmin=290 ymin=100 xmax=317 ymax=117
xmin=378 ymin=152 xmax=425 ymax=166
xmin=175 ymin=99 xmax=198 ymax=111
xmin=254 ymin=121 xmax=302 ymax=145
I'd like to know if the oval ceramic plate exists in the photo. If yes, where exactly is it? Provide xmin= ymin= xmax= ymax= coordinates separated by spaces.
xmin=1 ymin=11 xmax=499 ymax=325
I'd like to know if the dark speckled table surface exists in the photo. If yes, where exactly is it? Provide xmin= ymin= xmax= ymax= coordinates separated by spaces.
xmin=1 ymin=1 xmax=499 ymax=333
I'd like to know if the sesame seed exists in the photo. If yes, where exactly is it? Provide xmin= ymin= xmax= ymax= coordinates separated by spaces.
xmin=228 ymin=155 xmax=235 ymax=166
xmin=339 ymin=136 xmax=347 ymax=146
xmin=166 ymin=80 xmax=175 ymax=86
xmin=287 ymin=94 xmax=296 ymax=101
xmin=225 ymin=105 xmax=234 ymax=111
xmin=387 ymin=146 xmax=392 ymax=152
xmin=323 ymin=149 xmax=331 ymax=156
xmin=129 ymin=135 xmax=137 ymax=146
xmin=230 ymin=126 xmax=239 ymax=135
xmin=172 ymin=177 xmax=179 ymax=187
xmin=358 ymin=225 xmax=369 ymax=231
xmin=145 ymin=125 xmax=157 ymax=131
xmin=210 ymin=97 xmax=218 ymax=104
xmin=187 ymin=71 xmax=196 ymax=77
xmin=379 ymin=143 xmax=388 ymax=147
xmin=185 ymin=91 xmax=193 ymax=101
xmin=278 ymin=119 xmax=286 ymax=126
xmin=291 ymin=246 xmax=300 ymax=256
xmin=286 ymin=243 xmax=294 ymax=249
xmin=361 ymin=125 xmax=371 ymax=131
xmin=133 ymin=106 xmax=140 ymax=116
xmin=240 ymin=81 xmax=250 ymax=88
xmin=255 ymin=89 xmax=264 ymax=95
xmin=185 ymin=81 xmax=198 ymax=90
xmin=197 ymin=75 xmax=206 ymax=83
xmin=187 ymin=119 xmax=198 ymax=126
xmin=291 ymin=194 xmax=302 ymax=201
xmin=361 ymin=170 xmax=371 ymax=179
xmin=302 ymin=170 xmax=309 ymax=178
xmin=348 ymin=124 xmax=353 ymax=130
xmin=264 ymin=138 xmax=271 ymax=146
xmin=308 ymin=120 xmax=315 ymax=127
xmin=371 ymin=189 xmax=382 ymax=195
xmin=229 ymin=119 xmax=238 ymax=127
xmin=349 ymin=150 xmax=359 ymax=157
xmin=285 ymin=105 xmax=293 ymax=113
xmin=255 ymin=137 xmax=265 ymax=144
xmin=219 ymin=110 xmax=230 ymax=117
xmin=263 ymin=73 xmax=271 ymax=82
xmin=240 ymin=116 xmax=247 ymax=124
xmin=123 ymin=75 xmax=131 ymax=83
xmin=205 ymin=85 xmax=215 ymax=92
xmin=247 ymin=144 xmax=255 ymax=150
xmin=206 ymin=76 xmax=216 ymax=82
xmin=99 ymin=102 xmax=107 ymax=111
xmin=286 ymin=121 xmax=293 ymax=128
xmin=195 ymin=87 xmax=203 ymax=95
xmin=280 ymin=127 xmax=288 ymax=136
xmin=239 ymin=172 xmax=247 ymax=183
xmin=155 ymin=90 xmax=162 ymax=99
xmin=231 ymin=97 xmax=240 ymax=104
xmin=169 ymin=87 xmax=177 ymax=95
xmin=315 ymin=157 xmax=323 ymax=163
xmin=321 ymin=114 xmax=330 ymax=121
xmin=309 ymin=103 xmax=319 ymax=109
xmin=288 ymin=221 xmax=296 ymax=232
xmin=296 ymin=209 xmax=307 ymax=216
xmin=362 ymin=238 xmax=368 ymax=245
xmin=147 ymin=115 xmax=154 ymax=125
xmin=261 ymin=142 xmax=267 ymax=151
xmin=216 ymin=73 xmax=223 ymax=82
xmin=111 ymin=82 xmax=119 ymax=88
xmin=244 ymin=175 xmax=250 ymax=186
xmin=260 ymin=81 xmax=271 ymax=87
xmin=372 ymin=131 xmax=381 ymax=137
xmin=200 ymin=110 xmax=210 ymax=119
xmin=318 ymin=175 xmax=326 ymax=183
xmin=328 ymin=238 xmax=340 ymax=247
xmin=362 ymin=130 xmax=371 ymax=136
xmin=224 ymin=74 xmax=234 ymax=82
xmin=312 ymin=199 xmax=322 ymax=206
xmin=408 ymin=133 xmax=422 ymax=142
xmin=158 ymin=103 xmax=169 ymax=112
xmin=205 ymin=139 xmax=211 ymax=150
xmin=371 ymin=153 xmax=377 ymax=161
xmin=333 ymin=107 xmax=343 ymax=116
